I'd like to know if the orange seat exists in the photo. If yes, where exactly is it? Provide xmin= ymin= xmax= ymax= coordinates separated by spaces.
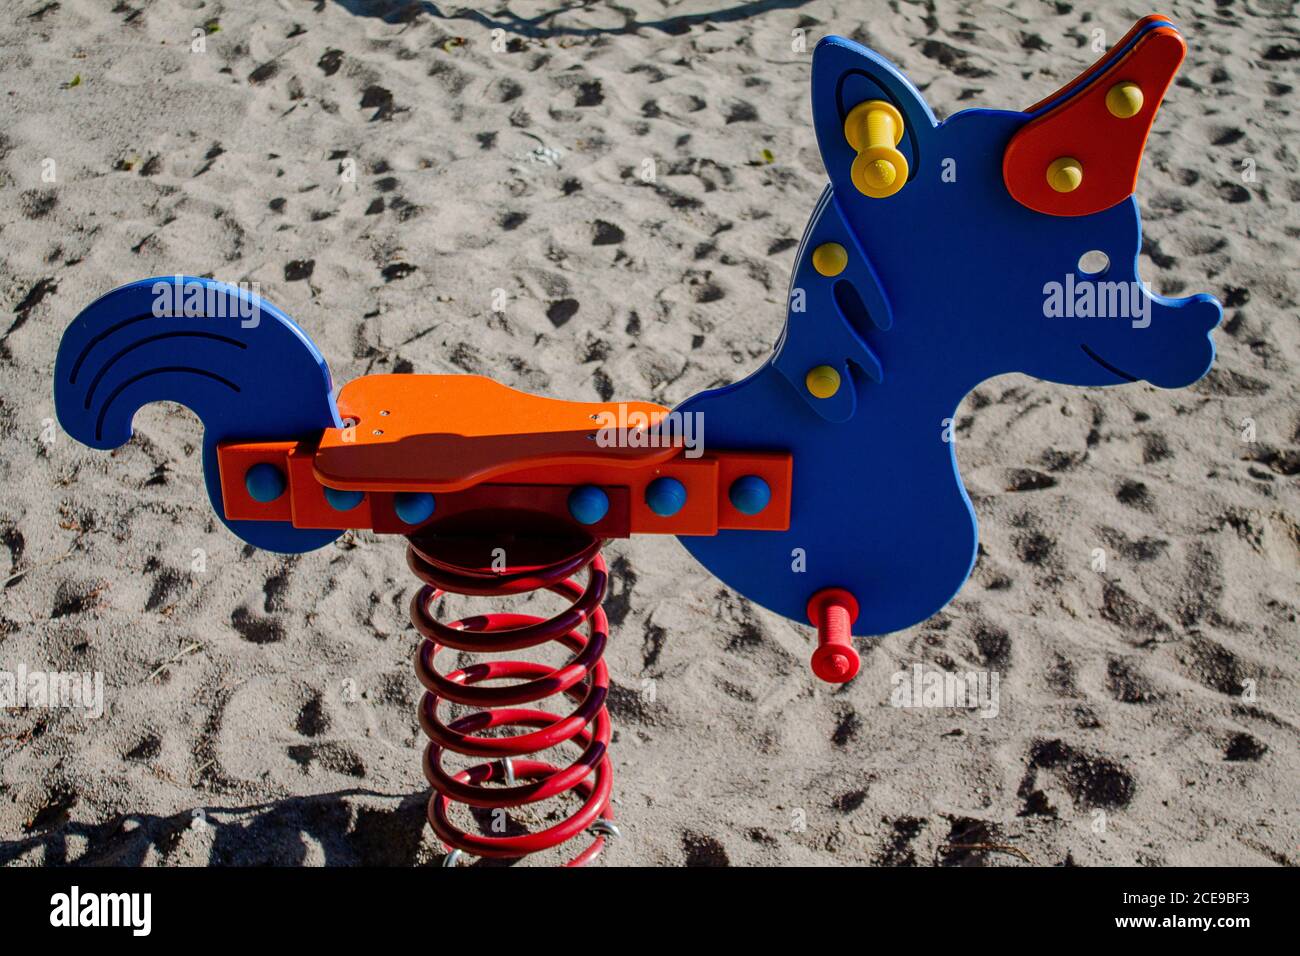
xmin=314 ymin=374 xmax=678 ymax=492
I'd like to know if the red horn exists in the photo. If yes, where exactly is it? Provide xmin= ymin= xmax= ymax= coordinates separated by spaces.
xmin=1003 ymin=17 xmax=1187 ymax=217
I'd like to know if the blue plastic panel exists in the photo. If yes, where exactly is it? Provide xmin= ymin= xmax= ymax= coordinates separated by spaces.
xmin=676 ymin=32 xmax=1221 ymax=635
xmin=54 ymin=276 xmax=343 ymax=553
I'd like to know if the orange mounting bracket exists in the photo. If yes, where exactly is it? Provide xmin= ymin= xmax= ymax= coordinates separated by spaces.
xmin=216 ymin=374 xmax=792 ymax=539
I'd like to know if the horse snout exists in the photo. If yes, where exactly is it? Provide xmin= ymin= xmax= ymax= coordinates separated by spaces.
xmin=1142 ymin=292 xmax=1222 ymax=388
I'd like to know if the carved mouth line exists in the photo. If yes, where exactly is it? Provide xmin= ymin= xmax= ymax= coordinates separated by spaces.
xmin=1081 ymin=344 xmax=1138 ymax=383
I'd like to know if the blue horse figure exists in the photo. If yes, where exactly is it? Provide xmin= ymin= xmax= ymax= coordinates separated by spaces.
xmin=54 ymin=17 xmax=1220 ymax=640
xmin=677 ymin=17 xmax=1222 ymax=633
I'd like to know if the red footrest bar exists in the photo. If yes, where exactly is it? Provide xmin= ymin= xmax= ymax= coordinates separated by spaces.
xmin=807 ymin=588 xmax=861 ymax=683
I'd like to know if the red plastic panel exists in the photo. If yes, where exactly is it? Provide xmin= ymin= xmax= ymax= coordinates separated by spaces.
xmin=1003 ymin=26 xmax=1185 ymax=217
xmin=1022 ymin=14 xmax=1172 ymax=114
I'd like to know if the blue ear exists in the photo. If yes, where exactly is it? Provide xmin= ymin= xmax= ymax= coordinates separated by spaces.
xmin=811 ymin=36 xmax=939 ymax=198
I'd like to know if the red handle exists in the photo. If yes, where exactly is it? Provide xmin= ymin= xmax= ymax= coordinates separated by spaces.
xmin=806 ymin=588 xmax=861 ymax=683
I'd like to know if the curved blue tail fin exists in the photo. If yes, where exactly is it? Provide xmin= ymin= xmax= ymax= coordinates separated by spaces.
xmin=54 ymin=276 xmax=343 ymax=554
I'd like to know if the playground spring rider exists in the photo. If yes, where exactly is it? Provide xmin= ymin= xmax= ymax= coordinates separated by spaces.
xmin=54 ymin=16 xmax=1220 ymax=864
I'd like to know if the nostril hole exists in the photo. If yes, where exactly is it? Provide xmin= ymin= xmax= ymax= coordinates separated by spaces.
xmin=1078 ymin=250 xmax=1110 ymax=275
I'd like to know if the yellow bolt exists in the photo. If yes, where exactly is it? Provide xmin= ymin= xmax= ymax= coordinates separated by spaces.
xmin=811 ymin=242 xmax=848 ymax=277
xmin=805 ymin=365 xmax=841 ymax=399
xmin=844 ymin=100 xmax=909 ymax=199
xmin=862 ymin=160 xmax=896 ymax=190
xmin=1105 ymin=82 xmax=1144 ymax=119
xmin=1046 ymin=157 xmax=1083 ymax=193
xmin=866 ymin=108 xmax=894 ymax=148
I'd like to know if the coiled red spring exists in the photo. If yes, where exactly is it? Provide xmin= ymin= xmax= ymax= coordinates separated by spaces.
xmin=408 ymin=532 xmax=616 ymax=866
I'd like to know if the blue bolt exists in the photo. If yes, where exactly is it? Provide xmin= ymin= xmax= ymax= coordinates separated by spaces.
xmin=568 ymin=485 xmax=610 ymax=525
xmin=245 ymin=463 xmax=286 ymax=503
xmin=729 ymin=475 xmax=771 ymax=515
xmin=323 ymin=486 xmax=365 ymax=512
xmin=645 ymin=476 xmax=687 ymax=517
xmin=394 ymin=491 xmax=436 ymax=525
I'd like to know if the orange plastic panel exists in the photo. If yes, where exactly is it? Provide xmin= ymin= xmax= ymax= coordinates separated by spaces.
xmin=504 ymin=456 xmax=722 ymax=535
xmin=288 ymin=445 xmax=375 ymax=530
xmin=715 ymin=452 xmax=793 ymax=531
xmin=218 ymin=440 xmax=297 ymax=522
xmin=315 ymin=374 xmax=678 ymax=492
xmin=1003 ymin=26 xmax=1185 ymax=217
xmin=218 ymin=439 xmax=792 ymax=537
xmin=369 ymin=484 xmax=632 ymax=537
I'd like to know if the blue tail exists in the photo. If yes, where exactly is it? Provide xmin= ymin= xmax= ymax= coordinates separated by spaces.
xmin=54 ymin=276 xmax=343 ymax=554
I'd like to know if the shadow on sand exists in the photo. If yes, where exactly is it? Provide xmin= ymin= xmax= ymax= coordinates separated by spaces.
xmin=331 ymin=0 xmax=814 ymax=37
xmin=0 ymin=788 xmax=531 ymax=867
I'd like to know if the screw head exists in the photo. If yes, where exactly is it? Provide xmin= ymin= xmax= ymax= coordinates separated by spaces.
xmin=805 ymin=365 xmax=841 ymax=399
xmin=811 ymin=242 xmax=848 ymax=277
xmin=1046 ymin=157 xmax=1083 ymax=193
xmin=728 ymin=475 xmax=771 ymax=516
xmin=244 ymin=463 xmax=286 ymax=503
xmin=1105 ymin=82 xmax=1144 ymax=119
xmin=568 ymin=485 xmax=610 ymax=525
xmin=394 ymin=492 xmax=435 ymax=525
xmin=323 ymin=486 xmax=365 ymax=512
xmin=645 ymin=476 xmax=687 ymax=517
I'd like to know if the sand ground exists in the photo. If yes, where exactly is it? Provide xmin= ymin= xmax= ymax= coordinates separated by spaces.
xmin=0 ymin=0 xmax=1296 ymax=866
